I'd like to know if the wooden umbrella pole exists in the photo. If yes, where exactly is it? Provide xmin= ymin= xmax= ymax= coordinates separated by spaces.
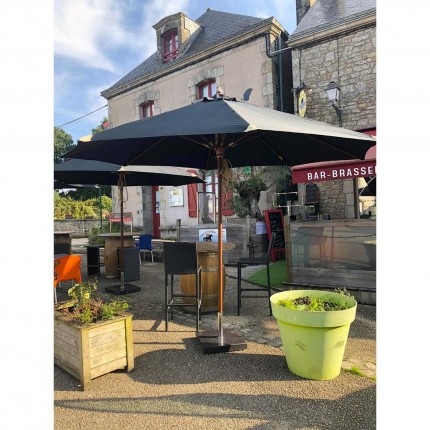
xmin=216 ymin=146 xmax=224 ymax=341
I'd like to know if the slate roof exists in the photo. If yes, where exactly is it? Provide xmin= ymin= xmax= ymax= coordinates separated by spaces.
xmin=289 ymin=0 xmax=376 ymax=41
xmin=103 ymin=9 xmax=275 ymax=97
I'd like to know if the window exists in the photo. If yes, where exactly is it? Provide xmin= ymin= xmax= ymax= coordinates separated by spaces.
xmin=187 ymin=171 xmax=233 ymax=219
xmin=197 ymin=80 xmax=216 ymax=99
xmin=140 ymin=101 xmax=153 ymax=119
xmin=202 ymin=172 xmax=233 ymax=217
xmin=163 ymin=30 xmax=178 ymax=62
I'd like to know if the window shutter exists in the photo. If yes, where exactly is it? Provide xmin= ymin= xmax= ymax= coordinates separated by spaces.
xmin=222 ymin=190 xmax=234 ymax=216
xmin=187 ymin=170 xmax=198 ymax=217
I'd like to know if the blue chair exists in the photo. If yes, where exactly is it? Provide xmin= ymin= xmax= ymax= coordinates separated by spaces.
xmin=137 ymin=234 xmax=154 ymax=264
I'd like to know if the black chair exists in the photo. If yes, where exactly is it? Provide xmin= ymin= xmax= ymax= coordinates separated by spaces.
xmin=237 ymin=234 xmax=276 ymax=316
xmin=163 ymin=242 xmax=202 ymax=332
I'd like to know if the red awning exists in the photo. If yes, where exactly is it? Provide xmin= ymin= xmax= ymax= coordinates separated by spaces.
xmin=291 ymin=129 xmax=376 ymax=184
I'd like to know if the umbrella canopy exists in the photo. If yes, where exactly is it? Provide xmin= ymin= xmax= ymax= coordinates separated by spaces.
xmin=65 ymin=98 xmax=375 ymax=168
xmin=63 ymin=98 xmax=376 ymax=350
xmin=54 ymin=159 xmax=204 ymax=187
xmin=54 ymin=180 xmax=93 ymax=189
xmin=359 ymin=176 xmax=376 ymax=196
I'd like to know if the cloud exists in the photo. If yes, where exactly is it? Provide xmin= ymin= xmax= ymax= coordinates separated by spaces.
xmin=54 ymin=0 xmax=135 ymax=73
xmin=54 ymin=0 xmax=191 ymax=73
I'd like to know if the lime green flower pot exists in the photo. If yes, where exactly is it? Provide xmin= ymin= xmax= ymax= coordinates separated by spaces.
xmin=271 ymin=290 xmax=357 ymax=380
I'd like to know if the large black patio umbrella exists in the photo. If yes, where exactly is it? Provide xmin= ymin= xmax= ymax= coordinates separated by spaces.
xmin=64 ymin=97 xmax=376 ymax=352
xmin=55 ymin=158 xmax=204 ymax=294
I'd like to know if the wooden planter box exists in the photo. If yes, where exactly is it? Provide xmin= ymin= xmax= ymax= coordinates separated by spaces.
xmin=54 ymin=309 xmax=134 ymax=390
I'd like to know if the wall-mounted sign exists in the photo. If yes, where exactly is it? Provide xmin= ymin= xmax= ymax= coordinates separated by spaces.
xmin=169 ymin=187 xmax=184 ymax=206
xmin=256 ymin=221 xmax=267 ymax=235
xmin=298 ymin=90 xmax=307 ymax=117
xmin=198 ymin=228 xmax=227 ymax=243
xmin=291 ymin=159 xmax=376 ymax=184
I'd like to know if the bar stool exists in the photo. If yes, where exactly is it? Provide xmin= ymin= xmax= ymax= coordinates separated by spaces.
xmin=163 ymin=242 xmax=202 ymax=332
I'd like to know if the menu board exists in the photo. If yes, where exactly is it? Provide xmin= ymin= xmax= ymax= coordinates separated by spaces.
xmin=264 ymin=210 xmax=285 ymax=262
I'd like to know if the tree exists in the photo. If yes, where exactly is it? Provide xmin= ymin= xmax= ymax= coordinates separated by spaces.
xmin=232 ymin=170 xmax=267 ymax=219
xmin=54 ymin=127 xmax=75 ymax=163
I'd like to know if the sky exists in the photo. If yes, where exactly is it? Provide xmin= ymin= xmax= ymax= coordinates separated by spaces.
xmin=54 ymin=0 xmax=297 ymax=144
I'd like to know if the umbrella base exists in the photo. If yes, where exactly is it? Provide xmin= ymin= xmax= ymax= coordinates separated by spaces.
xmin=104 ymin=284 xmax=141 ymax=295
xmin=197 ymin=329 xmax=247 ymax=354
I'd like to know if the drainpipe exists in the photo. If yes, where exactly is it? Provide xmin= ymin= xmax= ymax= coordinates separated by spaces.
xmin=278 ymin=35 xmax=284 ymax=112
xmin=265 ymin=32 xmax=290 ymax=112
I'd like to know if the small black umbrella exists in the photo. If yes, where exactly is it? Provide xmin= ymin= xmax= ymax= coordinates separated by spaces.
xmin=359 ymin=176 xmax=376 ymax=196
xmin=55 ymin=159 xmax=204 ymax=294
xmin=64 ymin=98 xmax=376 ymax=351
xmin=54 ymin=180 xmax=105 ymax=228
xmin=54 ymin=180 xmax=94 ymax=189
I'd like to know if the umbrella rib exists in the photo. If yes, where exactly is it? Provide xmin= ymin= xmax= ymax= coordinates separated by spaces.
xmin=258 ymin=136 xmax=290 ymax=164
xmin=304 ymin=134 xmax=362 ymax=159
xmin=181 ymin=135 xmax=216 ymax=170
xmin=127 ymin=137 xmax=168 ymax=165
xmin=182 ymin=135 xmax=214 ymax=150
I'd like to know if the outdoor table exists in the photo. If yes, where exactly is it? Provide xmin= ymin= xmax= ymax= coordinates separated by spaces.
xmin=54 ymin=231 xmax=73 ymax=255
xmin=98 ymin=232 xmax=137 ymax=278
xmin=180 ymin=242 xmax=235 ymax=313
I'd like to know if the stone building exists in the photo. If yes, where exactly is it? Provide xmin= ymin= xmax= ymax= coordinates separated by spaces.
xmin=100 ymin=9 xmax=294 ymax=236
xmin=288 ymin=0 xmax=376 ymax=219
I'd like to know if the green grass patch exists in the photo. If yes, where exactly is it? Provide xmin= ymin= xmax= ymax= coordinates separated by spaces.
xmin=246 ymin=260 xmax=288 ymax=290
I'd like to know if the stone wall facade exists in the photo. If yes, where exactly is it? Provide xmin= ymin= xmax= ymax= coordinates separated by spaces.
xmin=292 ymin=26 xmax=376 ymax=130
xmin=54 ymin=220 xmax=105 ymax=237
xmin=291 ymin=24 xmax=376 ymax=219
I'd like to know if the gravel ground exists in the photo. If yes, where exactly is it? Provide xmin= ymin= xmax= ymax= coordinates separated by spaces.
xmin=54 ymin=253 xmax=376 ymax=430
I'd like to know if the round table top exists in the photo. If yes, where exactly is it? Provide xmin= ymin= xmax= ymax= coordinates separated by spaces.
xmin=196 ymin=242 xmax=235 ymax=253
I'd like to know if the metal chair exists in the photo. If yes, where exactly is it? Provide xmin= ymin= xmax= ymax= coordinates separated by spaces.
xmin=54 ymin=255 xmax=82 ymax=303
xmin=237 ymin=234 xmax=276 ymax=316
xmin=137 ymin=234 xmax=154 ymax=264
xmin=163 ymin=242 xmax=202 ymax=332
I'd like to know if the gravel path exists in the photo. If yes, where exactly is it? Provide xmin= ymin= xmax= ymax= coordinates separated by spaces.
xmin=54 ymin=253 xmax=376 ymax=430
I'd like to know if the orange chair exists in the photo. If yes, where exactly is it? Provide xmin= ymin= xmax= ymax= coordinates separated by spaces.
xmin=54 ymin=255 xmax=82 ymax=303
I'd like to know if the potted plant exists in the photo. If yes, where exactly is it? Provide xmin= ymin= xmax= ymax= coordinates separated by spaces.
xmin=270 ymin=289 xmax=357 ymax=380
xmin=54 ymin=281 xmax=134 ymax=390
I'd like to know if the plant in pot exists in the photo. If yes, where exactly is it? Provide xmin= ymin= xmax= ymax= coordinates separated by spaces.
xmin=54 ymin=281 xmax=134 ymax=390
xmin=270 ymin=289 xmax=357 ymax=380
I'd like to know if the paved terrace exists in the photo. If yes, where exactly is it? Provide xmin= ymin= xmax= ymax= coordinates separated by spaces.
xmin=54 ymin=242 xmax=376 ymax=429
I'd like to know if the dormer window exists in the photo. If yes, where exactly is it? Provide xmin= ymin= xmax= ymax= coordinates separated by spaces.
xmin=140 ymin=101 xmax=154 ymax=118
xmin=197 ymin=80 xmax=216 ymax=99
xmin=163 ymin=30 xmax=178 ymax=62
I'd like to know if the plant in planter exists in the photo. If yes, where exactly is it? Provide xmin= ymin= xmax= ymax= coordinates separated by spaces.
xmin=270 ymin=289 xmax=357 ymax=380
xmin=54 ymin=281 xmax=134 ymax=390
